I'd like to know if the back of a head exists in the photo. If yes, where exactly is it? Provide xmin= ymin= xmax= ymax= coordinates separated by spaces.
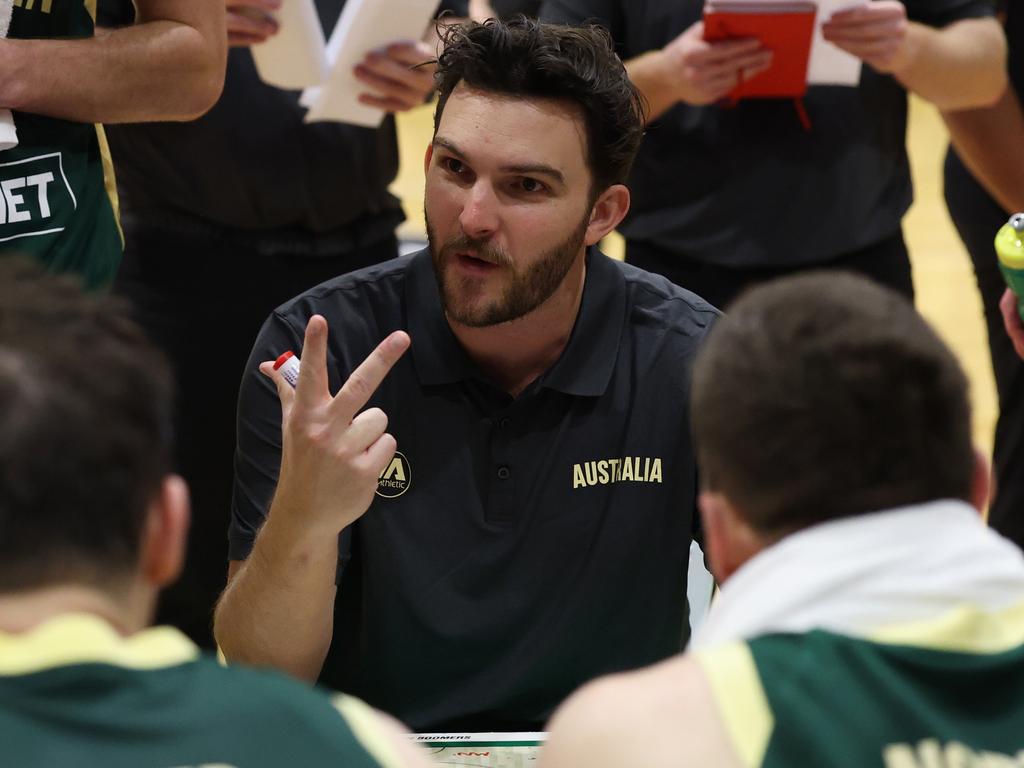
xmin=433 ymin=16 xmax=646 ymax=193
xmin=0 ymin=259 xmax=172 ymax=591
xmin=692 ymin=272 xmax=974 ymax=535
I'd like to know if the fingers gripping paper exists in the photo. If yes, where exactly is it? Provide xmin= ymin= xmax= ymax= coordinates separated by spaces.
xmin=302 ymin=0 xmax=439 ymax=128
xmin=0 ymin=0 xmax=17 ymax=151
xmin=250 ymin=0 xmax=328 ymax=89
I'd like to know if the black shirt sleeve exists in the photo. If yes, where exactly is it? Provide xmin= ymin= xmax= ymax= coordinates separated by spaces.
xmin=439 ymin=0 xmax=469 ymax=16
xmin=228 ymin=312 xmax=305 ymax=562
xmin=539 ymin=0 xmax=619 ymax=28
xmin=904 ymin=0 xmax=996 ymax=27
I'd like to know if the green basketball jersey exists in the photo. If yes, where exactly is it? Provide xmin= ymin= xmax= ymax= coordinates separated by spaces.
xmin=2 ymin=0 xmax=122 ymax=289
xmin=0 ymin=614 xmax=404 ymax=768
xmin=697 ymin=604 xmax=1024 ymax=768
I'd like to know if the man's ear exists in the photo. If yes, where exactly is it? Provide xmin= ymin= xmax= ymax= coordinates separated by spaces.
xmin=698 ymin=490 xmax=764 ymax=585
xmin=139 ymin=475 xmax=191 ymax=588
xmin=584 ymin=184 xmax=630 ymax=246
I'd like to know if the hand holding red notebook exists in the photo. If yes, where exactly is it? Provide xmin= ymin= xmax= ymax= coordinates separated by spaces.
xmin=703 ymin=1 xmax=818 ymax=100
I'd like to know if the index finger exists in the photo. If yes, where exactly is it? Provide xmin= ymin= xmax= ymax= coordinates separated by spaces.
xmin=331 ymin=331 xmax=411 ymax=421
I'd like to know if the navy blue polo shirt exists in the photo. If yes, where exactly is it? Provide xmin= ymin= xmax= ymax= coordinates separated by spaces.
xmin=230 ymin=247 xmax=718 ymax=731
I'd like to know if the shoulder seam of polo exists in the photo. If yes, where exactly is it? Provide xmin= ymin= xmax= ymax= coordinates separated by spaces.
xmin=628 ymin=279 xmax=721 ymax=324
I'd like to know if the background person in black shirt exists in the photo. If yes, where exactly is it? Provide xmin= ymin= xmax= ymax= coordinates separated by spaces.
xmin=540 ymin=0 xmax=1006 ymax=310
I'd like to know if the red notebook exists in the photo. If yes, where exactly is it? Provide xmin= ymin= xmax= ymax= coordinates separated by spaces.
xmin=703 ymin=1 xmax=817 ymax=100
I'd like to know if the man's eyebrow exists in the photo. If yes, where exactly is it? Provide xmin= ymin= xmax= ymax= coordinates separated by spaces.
xmin=432 ymin=137 xmax=566 ymax=186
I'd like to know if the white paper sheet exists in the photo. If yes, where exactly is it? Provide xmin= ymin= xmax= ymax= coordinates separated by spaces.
xmin=251 ymin=0 xmax=328 ymax=90
xmin=303 ymin=0 xmax=438 ymax=127
xmin=806 ymin=0 xmax=865 ymax=86
xmin=0 ymin=0 xmax=16 ymax=151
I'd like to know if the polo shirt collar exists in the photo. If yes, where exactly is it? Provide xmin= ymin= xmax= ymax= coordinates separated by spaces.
xmin=405 ymin=246 xmax=625 ymax=397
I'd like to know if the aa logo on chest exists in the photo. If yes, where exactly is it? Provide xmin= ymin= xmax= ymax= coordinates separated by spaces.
xmin=573 ymin=456 xmax=663 ymax=489
xmin=377 ymin=451 xmax=411 ymax=498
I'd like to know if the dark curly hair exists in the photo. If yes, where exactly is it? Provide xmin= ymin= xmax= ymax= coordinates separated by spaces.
xmin=433 ymin=16 xmax=646 ymax=194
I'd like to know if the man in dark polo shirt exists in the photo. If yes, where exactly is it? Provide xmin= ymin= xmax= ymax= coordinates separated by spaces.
xmin=215 ymin=17 xmax=718 ymax=731
xmin=539 ymin=0 xmax=1006 ymax=309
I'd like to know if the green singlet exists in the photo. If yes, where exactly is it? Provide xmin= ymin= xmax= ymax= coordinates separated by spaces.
xmin=1 ymin=0 xmax=122 ymax=289
xmin=697 ymin=606 xmax=1024 ymax=768
xmin=0 ymin=614 xmax=404 ymax=768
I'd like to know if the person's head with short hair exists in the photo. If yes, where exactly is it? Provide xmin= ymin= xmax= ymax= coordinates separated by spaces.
xmin=0 ymin=258 xmax=188 ymax=629
xmin=425 ymin=17 xmax=644 ymax=329
xmin=692 ymin=272 xmax=988 ymax=582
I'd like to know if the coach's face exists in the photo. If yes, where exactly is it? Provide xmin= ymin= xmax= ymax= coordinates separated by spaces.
xmin=424 ymin=84 xmax=624 ymax=328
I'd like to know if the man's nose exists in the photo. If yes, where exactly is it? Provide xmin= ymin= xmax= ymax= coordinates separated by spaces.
xmin=458 ymin=181 xmax=500 ymax=240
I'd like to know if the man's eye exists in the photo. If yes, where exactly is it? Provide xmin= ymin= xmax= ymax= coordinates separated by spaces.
xmin=443 ymin=158 xmax=465 ymax=174
xmin=519 ymin=178 xmax=545 ymax=193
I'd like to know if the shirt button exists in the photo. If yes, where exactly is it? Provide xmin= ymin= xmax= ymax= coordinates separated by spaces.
xmin=497 ymin=466 xmax=511 ymax=480
xmin=499 ymin=418 xmax=511 ymax=430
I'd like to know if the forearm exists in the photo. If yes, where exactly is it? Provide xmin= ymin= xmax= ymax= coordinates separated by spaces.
xmin=214 ymin=513 xmax=339 ymax=682
xmin=0 ymin=8 xmax=225 ymax=123
xmin=944 ymin=86 xmax=1024 ymax=214
xmin=626 ymin=50 xmax=678 ymax=124
xmin=894 ymin=18 xmax=1006 ymax=111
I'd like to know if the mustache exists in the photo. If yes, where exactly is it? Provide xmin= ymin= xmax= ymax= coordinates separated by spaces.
xmin=442 ymin=234 xmax=512 ymax=268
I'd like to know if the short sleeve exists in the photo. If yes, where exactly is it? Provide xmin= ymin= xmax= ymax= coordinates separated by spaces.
xmin=903 ymin=0 xmax=996 ymax=27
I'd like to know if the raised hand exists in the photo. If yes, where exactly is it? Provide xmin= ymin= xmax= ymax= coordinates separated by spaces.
xmin=260 ymin=316 xmax=411 ymax=536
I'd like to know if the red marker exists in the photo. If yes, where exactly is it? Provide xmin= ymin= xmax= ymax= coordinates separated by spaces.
xmin=273 ymin=351 xmax=301 ymax=388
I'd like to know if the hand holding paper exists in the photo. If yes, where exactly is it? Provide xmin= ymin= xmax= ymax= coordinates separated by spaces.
xmin=226 ymin=0 xmax=281 ymax=47
xmin=354 ymin=40 xmax=437 ymax=113
xmin=665 ymin=20 xmax=774 ymax=106
xmin=822 ymin=0 xmax=909 ymax=74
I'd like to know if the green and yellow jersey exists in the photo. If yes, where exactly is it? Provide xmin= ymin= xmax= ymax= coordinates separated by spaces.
xmin=698 ymin=599 xmax=1024 ymax=767
xmin=0 ymin=614 xmax=406 ymax=767
xmin=2 ymin=0 xmax=121 ymax=289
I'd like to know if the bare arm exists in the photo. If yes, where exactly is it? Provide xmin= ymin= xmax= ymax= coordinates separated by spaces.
xmin=944 ymin=87 xmax=1024 ymax=214
xmin=214 ymin=317 xmax=410 ymax=681
xmin=541 ymin=656 xmax=742 ymax=768
xmin=0 ymin=0 xmax=226 ymax=123
xmin=823 ymin=5 xmax=1006 ymax=111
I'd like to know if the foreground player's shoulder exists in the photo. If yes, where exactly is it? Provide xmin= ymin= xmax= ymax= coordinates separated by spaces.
xmin=541 ymin=655 xmax=742 ymax=768
xmin=200 ymin=660 xmax=428 ymax=767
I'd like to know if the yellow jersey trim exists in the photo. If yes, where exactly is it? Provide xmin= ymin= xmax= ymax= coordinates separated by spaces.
xmin=94 ymin=124 xmax=123 ymax=246
xmin=0 ymin=613 xmax=198 ymax=675
xmin=84 ymin=0 xmax=97 ymax=23
xmin=868 ymin=600 xmax=1024 ymax=654
xmin=695 ymin=642 xmax=774 ymax=768
xmin=332 ymin=695 xmax=405 ymax=768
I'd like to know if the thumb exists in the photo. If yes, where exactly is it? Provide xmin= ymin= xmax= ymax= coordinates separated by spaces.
xmin=259 ymin=359 xmax=297 ymax=413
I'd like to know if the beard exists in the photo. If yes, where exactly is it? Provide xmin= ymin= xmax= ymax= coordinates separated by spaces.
xmin=427 ymin=212 xmax=590 ymax=328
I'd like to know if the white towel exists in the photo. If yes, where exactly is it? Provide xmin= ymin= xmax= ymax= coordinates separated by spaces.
xmin=0 ymin=0 xmax=17 ymax=152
